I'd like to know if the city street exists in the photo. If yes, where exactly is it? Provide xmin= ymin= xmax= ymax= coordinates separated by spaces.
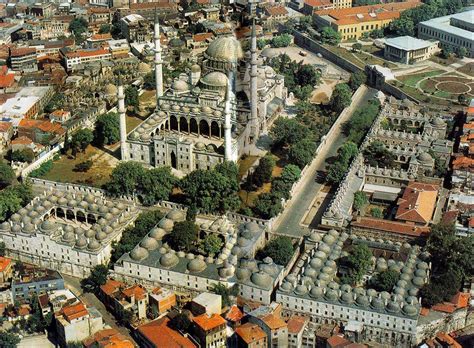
xmin=273 ymin=86 xmax=377 ymax=237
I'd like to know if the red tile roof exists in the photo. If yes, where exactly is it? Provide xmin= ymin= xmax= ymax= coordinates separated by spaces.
xmin=351 ymin=217 xmax=430 ymax=237
xmin=452 ymin=156 xmax=474 ymax=170
xmin=11 ymin=136 xmax=33 ymax=145
xmin=83 ymin=328 xmax=134 ymax=348
xmin=0 ymin=121 xmax=12 ymax=132
xmin=0 ymin=73 xmax=15 ymax=88
xmin=10 ymin=47 xmax=36 ymax=57
xmin=265 ymin=5 xmax=289 ymax=17
xmin=18 ymin=119 xmax=65 ymax=135
xmin=304 ymin=0 xmax=332 ymax=7
xmin=0 ymin=256 xmax=11 ymax=272
xmin=260 ymin=313 xmax=287 ymax=330
xmin=62 ymin=302 xmax=89 ymax=322
xmin=432 ymin=292 xmax=470 ymax=313
xmin=286 ymin=315 xmax=308 ymax=334
xmin=327 ymin=334 xmax=351 ymax=348
xmin=38 ymin=294 xmax=49 ymax=309
xmin=121 ymin=285 xmax=147 ymax=301
xmin=100 ymin=279 xmax=124 ymax=296
xmin=138 ymin=317 xmax=197 ymax=348
xmin=193 ymin=32 xmax=213 ymax=43
xmin=225 ymin=305 xmax=244 ymax=323
xmin=235 ymin=322 xmax=267 ymax=344
xmin=395 ymin=182 xmax=439 ymax=224
xmin=193 ymin=313 xmax=226 ymax=332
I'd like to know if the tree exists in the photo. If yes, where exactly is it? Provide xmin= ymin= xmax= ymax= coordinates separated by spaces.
xmin=258 ymin=236 xmax=294 ymax=265
xmin=352 ymin=43 xmax=362 ymax=52
xmin=81 ymin=265 xmax=109 ymax=293
xmin=320 ymin=26 xmax=341 ymax=46
xmin=338 ymin=142 xmax=358 ymax=163
xmin=11 ymin=149 xmax=35 ymax=163
xmin=330 ymin=83 xmax=352 ymax=113
xmin=105 ymin=161 xmax=146 ymax=196
xmin=252 ymin=192 xmax=282 ymax=219
xmin=288 ymin=138 xmax=317 ymax=169
xmin=166 ymin=221 xmax=198 ymax=252
xmin=45 ymin=93 xmax=65 ymax=113
xmin=118 ymin=309 xmax=134 ymax=326
xmin=326 ymin=160 xmax=348 ymax=184
xmin=0 ymin=332 xmax=20 ymax=347
xmin=143 ymin=71 xmax=155 ymax=90
xmin=94 ymin=112 xmax=120 ymax=146
xmin=74 ymin=160 xmax=93 ymax=172
xmin=353 ymin=191 xmax=368 ymax=212
xmin=0 ymin=241 xmax=5 ymax=256
xmin=200 ymin=234 xmax=223 ymax=256
xmin=169 ymin=312 xmax=191 ymax=332
xmin=279 ymin=164 xmax=301 ymax=184
xmin=0 ymin=189 xmax=22 ymax=222
xmin=70 ymin=129 xmax=93 ymax=155
xmin=210 ymin=283 xmax=239 ymax=307
xmin=363 ymin=140 xmax=396 ymax=167
xmin=270 ymin=34 xmax=292 ymax=48
xmin=441 ymin=46 xmax=453 ymax=59
xmin=257 ymin=38 xmax=267 ymax=50
xmin=139 ymin=167 xmax=176 ymax=206
xmin=69 ymin=17 xmax=88 ymax=44
xmin=0 ymin=162 xmax=15 ymax=188
xmin=371 ymin=270 xmax=399 ymax=291
xmin=270 ymin=118 xmax=310 ymax=147
xmin=456 ymin=46 xmax=467 ymax=59
xmin=125 ymin=86 xmax=139 ymax=109
xmin=99 ymin=24 xmax=111 ymax=34
xmin=341 ymin=244 xmax=372 ymax=285
xmin=458 ymin=93 xmax=468 ymax=105
xmin=349 ymin=71 xmax=367 ymax=91
xmin=389 ymin=14 xmax=415 ymax=36
xmin=248 ymin=155 xmax=275 ymax=189
xmin=370 ymin=207 xmax=383 ymax=218
xmin=342 ymin=99 xmax=381 ymax=144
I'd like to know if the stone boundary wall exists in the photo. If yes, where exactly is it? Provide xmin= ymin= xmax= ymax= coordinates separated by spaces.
xmin=21 ymin=144 xmax=63 ymax=179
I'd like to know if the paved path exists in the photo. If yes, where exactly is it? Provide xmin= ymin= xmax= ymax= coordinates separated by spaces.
xmin=273 ymin=86 xmax=377 ymax=237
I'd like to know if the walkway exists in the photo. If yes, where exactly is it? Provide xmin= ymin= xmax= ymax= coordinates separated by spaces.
xmin=273 ymin=86 xmax=377 ymax=237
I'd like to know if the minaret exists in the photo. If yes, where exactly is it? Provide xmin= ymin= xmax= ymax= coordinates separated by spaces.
xmin=250 ymin=19 xmax=260 ymax=138
xmin=117 ymin=77 xmax=128 ymax=160
xmin=154 ymin=11 xmax=163 ymax=100
xmin=224 ymin=72 xmax=233 ymax=162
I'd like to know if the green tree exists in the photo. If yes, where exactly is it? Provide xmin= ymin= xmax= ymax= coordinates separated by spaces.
xmin=69 ymin=17 xmax=88 ymax=44
xmin=81 ymin=264 xmax=109 ymax=294
xmin=257 ymin=38 xmax=267 ymax=50
xmin=352 ymin=43 xmax=362 ymax=52
xmin=169 ymin=312 xmax=191 ymax=331
xmin=349 ymin=71 xmax=367 ymax=90
xmin=70 ymin=129 xmax=93 ymax=155
xmin=252 ymin=192 xmax=282 ymax=219
xmin=139 ymin=167 xmax=176 ymax=206
xmin=94 ymin=112 xmax=120 ymax=146
xmin=125 ymin=86 xmax=139 ymax=109
xmin=441 ymin=46 xmax=453 ymax=59
xmin=0 ymin=331 xmax=20 ymax=347
xmin=201 ymin=234 xmax=223 ymax=256
xmin=0 ymin=188 xmax=22 ymax=222
xmin=270 ymin=118 xmax=310 ymax=147
xmin=341 ymin=244 xmax=372 ymax=285
xmin=105 ymin=161 xmax=146 ymax=196
xmin=209 ymin=283 xmax=239 ymax=307
xmin=0 ymin=162 xmax=15 ymax=188
xmin=258 ymin=236 xmax=294 ymax=265
xmin=320 ymin=26 xmax=341 ymax=45
xmin=353 ymin=191 xmax=368 ymax=212
xmin=270 ymin=34 xmax=292 ymax=48
xmin=166 ymin=221 xmax=198 ymax=252
xmin=363 ymin=140 xmax=396 ymax=167
xmin=0 ymin=241 xmax=5 ymax=256
xmin=338 ymin=141 xmax=358 ymax=162
xmin=279 ymin=164 xmax=301 ymax=184
xmin=143 ymin=71 xmax=155 ymax=90
xmin=370 ymin=207 xmax=383 ymax=218
xmin=342 ymin=99 xmax=381 ymax=145
xmin=74 ymin=160 xmax=93 ymax=172
xmin=45 ymin=93 xmax=65 ymax=113
xmin=326 ymin=160 xmax=348 ymax=184
xmin=288 ymin=138 xmax=317 ymax=169
xmin=371 ymin=270 xmax=399 ymax=291
xmin=248 ymin=155 xmax=275 ymax=189
xmin=456 ymin=46 xmax=467 ymax=59
xmin=11 ymin=149 xmax=35 ymax=163
xmin=389 ymin=14 xmax=415 ymax=36
xmin=330 ymin=83 xmax=352 ymax=113
xmin=98 ymin=24 xmax=111 ymax=34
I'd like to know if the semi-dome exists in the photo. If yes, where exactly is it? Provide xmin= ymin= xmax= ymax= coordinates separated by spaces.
xmin=188 ymin=259 xmax=206 ymax=273
xmin=250 ymin=271 xmax=272 ymax=288
xmin=140 ymin=236 xmax=159 ymax=250
xmin=130 ymin=246 xmax=148 ymax=261
xmin=172 ymin=80 xmax=190 ymax=92
xmin=160 ymin=253 xmax=179 ymax=268
xmin=200 ymin=71 xmax=228 ymax=88
xmin=205 ymin=36 xmax=243 ymax=62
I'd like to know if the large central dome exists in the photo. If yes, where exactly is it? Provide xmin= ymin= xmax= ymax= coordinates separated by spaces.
xmin=205 ymin=36 xmax=243 ymax=63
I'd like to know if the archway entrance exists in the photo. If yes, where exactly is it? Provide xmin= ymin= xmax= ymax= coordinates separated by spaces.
xmin=171 ymin=151 xmax=177 ymax=169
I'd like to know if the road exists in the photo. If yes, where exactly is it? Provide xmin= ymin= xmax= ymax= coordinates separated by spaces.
xmin=273 ymin=86 xmax=377 ymax=237
xmin=62 ymin=274 xmax=137 ymax=345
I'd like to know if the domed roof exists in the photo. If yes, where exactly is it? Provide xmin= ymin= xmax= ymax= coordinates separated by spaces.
xmin=200 ymin=71 xmax=228 ymax=88
xmin=205 ymin=36 xmax=243 ymax=63
xmin=130 ymin=246 xmax=148 ymax=261
xmin=308 ymin=231 xmax=321 ymax=243
xmin=190 ymin=64 xmax=201 ymax=73
xmin=160 ymin=253 xmax=179 ymax=268
xmin=325 ymin=289 xmax=338 ymax=301
xmin=280 ymin=281 xmax=293 ymax=292
xmin=251 ymin=271 xmax=272 ymax=288
xmin=138 ymin=62 xmax=151 ymax=74
xmin=431 ymin=117 xmax=445 ymax=126
xmin=195 ymin=142 xmax=206 ymax=150
xmin=386 ymin=301 xmax=400 ymax=313
xmin=418 ymin=151 xmax=432 ymax=163
xmin=96 ymin=231 xmax=107 ymax=241
xmin=245 ymin=221 xmax=260 ymax=233
xmin=402 ymin=304 xmax=418 ymax=316
xmin=75 ymin=236 xmax=87 ymax=248
xmin=22 ymin=223 xmax=35 ymax=234
xmin=88 ymin=240 xmax=101 ymax=251
xmin=309 ymin=286 xmax=323 ymax=298
xmin=167 ymin=209 xmax=185 ymax=221
xmin=140 ymin=236 xmax=159 ymax=250
xmin=62 ymin=231 xmax=75 ymax=242
xmin=371 ymin=297 xmax=385 ymax=309
xmin=159 ymin=218 xmax=174 ymax=232
xmin=356 ymin=295 xmax=369 ymax=307
xmin=172 ymin=79 xmax=190 ymax=92
xmin=341 ymin=292 xmax=354 ymax=304
xmin=149 ymin=227 xmax=166 ymax=240
xmin=188 ymin=259 xmax=206 ymax=273
xmin=310 ymin=258 xmax=322 ymax=269
xmin=235 ymin=268 xmax=251 ymax=280
xmin=294 ymin=284 xmax=308 ymax=295
xmin=323 ymin=234 xmax=335 ymax=245
xmin=304 ymin=267 xmax=317 ymax=278
xmin=104 ymin=84 xmax=117 ymax=96
xmin=0 ymin=222 xmax=10 ymax=231
xmin=261 ymin=47 xmax=279 ymax=59
xmin=40 ymin=220 xmax=57 ymax=231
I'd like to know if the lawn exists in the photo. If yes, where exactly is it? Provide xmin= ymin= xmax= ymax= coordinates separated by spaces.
xmin=397 ymin=69 xmax=445 ymax=87
xmin=39 ymin=145 xmax=117 ymax=187
xmin=238 ymin=155 xmax=259 ymax=180
xmin=126 ymin=114 xmax=144 ymax=132
xmin=324 ymin=45 xmax=397 ymax=69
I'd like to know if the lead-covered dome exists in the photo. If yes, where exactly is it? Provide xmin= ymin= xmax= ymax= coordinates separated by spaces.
xmin=205 ymin=36 xmax=243 ymax=63
xmin=200 ymin=71 xmax=228 ymax=88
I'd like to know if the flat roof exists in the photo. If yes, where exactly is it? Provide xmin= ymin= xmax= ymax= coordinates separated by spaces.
xmin=385 ymin=36 xmax=436 ymax=51
xmin=419 ymin=10 xmax=474 ymax=41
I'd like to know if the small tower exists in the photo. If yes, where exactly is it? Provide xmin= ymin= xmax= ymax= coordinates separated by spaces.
xmin=224 ymin=72 xmax=234 ymax=162
xmin=117 ymin=76 xmax=128 ymax=160
xmin=154 ymin=10 xmax=163 ymax=100
xmin=250 ymin=19 xmax=260 ymax=139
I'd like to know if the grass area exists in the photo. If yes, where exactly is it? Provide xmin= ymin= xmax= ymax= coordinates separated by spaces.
xmin=126 ymin=113 xmax=144 ymax=132
xmin=38 ymin=145 xmax=116 ymax=187
xmin=391 ymin=82 xmax=452 ymax=106
xmin=457 ymin=62 xmax=474 ymax=77
xmin=429 ymin=54 xmax=459 ymax=66
xmin=397 ymin=69 xmax=445 ymax=87
xmin=360 ymin=45 xmax=382 ymax=55
xmin=324 ymin=44 xmax=397 ymax=69
xmin=237 ymin=155 xmax=259 ymax=180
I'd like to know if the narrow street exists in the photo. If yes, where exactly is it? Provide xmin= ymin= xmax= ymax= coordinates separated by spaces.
xmin=273 ymin=86 xmax=377 ymax=237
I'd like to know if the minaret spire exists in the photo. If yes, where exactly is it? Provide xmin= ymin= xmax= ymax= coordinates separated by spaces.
xmin=117 ymin=75 xmax=128 ymax=160
xmin=154 ymin=9 xmax=163 ymax=99
xmin=250 ymin=19 xmax=259 ymax=139
xmin=224 ymin=72 xmax=234 ymax=162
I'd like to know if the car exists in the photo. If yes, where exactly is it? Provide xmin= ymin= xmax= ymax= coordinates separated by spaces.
xmin=299 ymin=50 xmax=307 ymax=57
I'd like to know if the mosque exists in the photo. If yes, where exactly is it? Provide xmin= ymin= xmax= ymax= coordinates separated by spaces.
xmin=117 ymin=18 xmax=287 ymax=173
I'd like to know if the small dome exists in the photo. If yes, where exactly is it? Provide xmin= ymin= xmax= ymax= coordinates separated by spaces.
xmin=96 ymin=231 xmax=107 ymax=241
xmin=167 ymin=209 xmax=185 ymax=221
xmin=304 ymin=267 xmax=317 ymax=278
xmin=88 ymin=240 xmax=101 ymax=251
xmin=130 ymin=246 xmax=148 ymax=261
xmin=325 ymin=289 xmax=338 ymax=301
xmin=22 ymin=223 xmax=35 ymax=234
xmin=104 ymin=84 xmax=117 ymax=96
xmin=40 ymin=220 xmax=56 ymax=231
xmin=371 ymin=297 xmax=385 ymax=309
xmin=235 ymin=268 xmax=251 ymax=281
xmin=190 ymin=64 xmax=201 ymax=73
xmin=188 ymin=259 xmax=206 ymax=273
xmin=159 ymin=218 xmax=174 ymax=232
xmin=245 ymin=221 xmax=260 ymax=233
xmin=431 ymin=117 xmax=445 ymax=126
xmin=160 ymin=253 xmax=179 ymax=268
xmin=308 ymin=231 xmax=321 ymax=243
xmin=0 ymin=222 xmax=10 ymax=231
xmin=323 ymin=234 xmax=335 ymax=245
xmin=11 ymin=213 xmax=21 ymax=222
xmin=149 ymin=227 xmax=166 ymax=240
xmin=280 ymin=281 xmax=293 ymax=292
xmin=309 ymin=287 xmax=323 ymax=298
xmin=140 ymin=236 xmax=159 ymax=250
xmin=310 ymin=258 xmax=322 ymax=269
xmin=75 ymin=236 xmax=87 ymax=249
xmin=172 ymin=79 xmax=190 ymax=92
xmin=200 ymin=71 xmax=228 ymax=88
xmin=294 ymin=284 xmax=308 ymax=295
xmin=402 ymin=304 xmax=418 ymax=316
xmin=62 ymin=231 xmax=75 ymax=242
xmin=412 ymin=277 xmax=425 ymax=287
xmin=418 ymin=152 xmax=432 ymax=163
xmin=341 ymin=292 xmax=354 ymax=304
xmin=138 ymin=62 xmax=151 ymax=74
xmin=195 ymin=142 xmax=206 ymax=150
xmin=386 ymin=301 xmax=400 ymax=313
xmin=356 ymin=295 xmax=369 ymax=307
xmin=250 ymin=271 xmax=272 ymax=288
xmin=261 ymin=47 xmax=279 ymax=59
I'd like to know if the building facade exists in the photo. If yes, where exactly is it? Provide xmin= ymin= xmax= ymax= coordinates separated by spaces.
xmin=384 ymin=36 xmax=440 ymax=64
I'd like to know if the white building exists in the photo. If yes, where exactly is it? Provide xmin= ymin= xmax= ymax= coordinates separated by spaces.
xmin=384 ymin=36 xmax=440 ymax=64
xmin=418 ymin=10 xmax=474 ymax=58
xmin=62 ymin=48 xmax=112 ymax=71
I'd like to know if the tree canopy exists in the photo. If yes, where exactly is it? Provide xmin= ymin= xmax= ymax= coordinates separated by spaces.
xmin=81 ymin=264 xmax=109 ymax=294
xmin=166 ymin=221 xmax=199 ymax=252
xmin=363 ymin=140 xmax=396 ymax=168
xmin=258 ymin=236 xmax=294 ymax=265
xmin=210 ymin=283 xmax=239 ymax=308
xmin=246 ymin=155 xmax=275 ymax=189
xmin=125 ymin=86 xmax=139 ymax=109
xmin=353 ymin=191 xmax=368 ymax=212
xmin=349 ymin=71 xmax=367 ymax=91
xmin=94 ymin=112 xmax=120 ymax=146
xmin=252 ymin=192 xmax=282 ymax=220
xmin=320 ymin=26 xmax=342 ymax=46
xmin=0 ymin=162 xmax=15 ymax=188
xmin=371 ymin=269 xmax=399 ymax=292
xmin=270 ymin=117 xmax=311 ymax=147
xmin=200 ymin=234 xmax=223 ymax=256
xmin=11 ymin=149 xmax=35 ymax=163
xmin=342 ymin=99 xmax=381 ymax=145
xmin=330 ymin=83 xmax=352 ymax=113
xmin=70 ymin=129 xmax=93 ymax=155
xmin=341 ymin=244 xmax=372 ymax=285
xmin=69 ymin=17 xmax=88 ymax=44
xmin=0 ymin=182 xmax=33 ymax=223
xmin=288 ymin=138 xmax=317 ymax=169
